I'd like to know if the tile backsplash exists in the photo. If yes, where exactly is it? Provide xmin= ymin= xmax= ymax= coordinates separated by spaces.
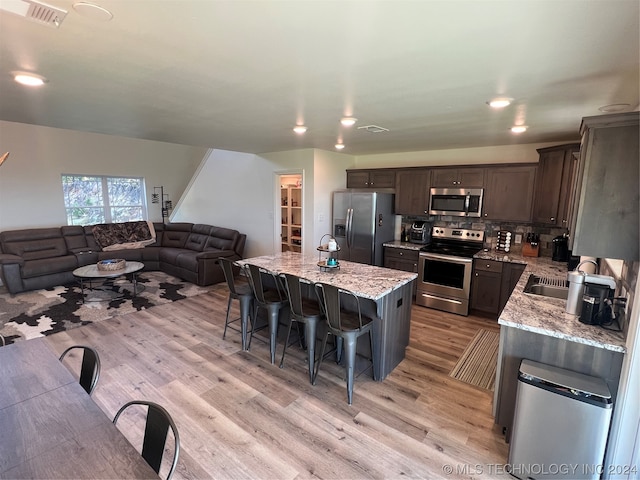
xmin=401 ymin=215 xmax=567 ymax=257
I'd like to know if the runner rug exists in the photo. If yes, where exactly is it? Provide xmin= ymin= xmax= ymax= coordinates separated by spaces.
xmin=449 ymin=329 xmax=500 ymax=391
xmin=0 ymin=271 xmax=212 ymax=345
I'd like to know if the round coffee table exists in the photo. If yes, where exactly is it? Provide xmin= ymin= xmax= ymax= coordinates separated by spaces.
xmin=73 ymin=261 xmax=145 ymax=302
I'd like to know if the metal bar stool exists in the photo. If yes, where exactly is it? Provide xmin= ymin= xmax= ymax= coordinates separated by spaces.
xmin=59 ymin=345 xmax=101 ymax=395
xmin=314 ymin=282 xmax=376 ymax=405
xmin=219 ymin=257 xmax=254 ymax=350
xmin=244 ymin=263 xmax=289 ymax=364
xmin=279 ymin=273 xmax=325 ymax=383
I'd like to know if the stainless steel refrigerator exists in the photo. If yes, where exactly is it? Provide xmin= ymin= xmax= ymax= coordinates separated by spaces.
xmin=332 ymin=190 xmax=395 ymax=266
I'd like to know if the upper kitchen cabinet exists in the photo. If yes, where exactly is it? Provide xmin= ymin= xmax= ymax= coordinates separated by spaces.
xmin=395 ymin=168 xmax=431 ymax=215
xmin=532 ymin=143 xmax=580 ymax=226
xmin=570 ymin=112 xmax=639 ymax=261
xmin=483 ymin=165 xmax=537 ymax=222
xmin=431 ymin=167 xmax=485 ymax=188
xmin=346 ymin=169 xmax=396 ymax=189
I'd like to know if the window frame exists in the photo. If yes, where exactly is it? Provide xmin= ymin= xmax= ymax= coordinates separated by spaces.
xmin=61 ymin=174 xmax=148 ymax=226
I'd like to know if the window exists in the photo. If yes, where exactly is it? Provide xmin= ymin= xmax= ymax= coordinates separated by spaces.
xmin=62 ymin=175 xmax=147 ymax=225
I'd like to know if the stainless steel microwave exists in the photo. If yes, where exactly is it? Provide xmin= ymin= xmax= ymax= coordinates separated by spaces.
xmin=428 ymin=188 xmax=484 ymax=217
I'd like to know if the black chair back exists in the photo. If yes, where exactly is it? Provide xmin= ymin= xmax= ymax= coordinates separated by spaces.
xmin=245 ymin=263 xmax=286 ymax=305
xmin=219 ymin=257 xmax=242 ymax=295
xmin=315 ymin=282 xmax=365 ymax=332
xmin=59 ymin=345 xmax=101 ymax=395
xmin=113 ymin=400 xmax=180 ymax=480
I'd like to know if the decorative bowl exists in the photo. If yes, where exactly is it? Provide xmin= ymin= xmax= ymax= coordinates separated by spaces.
xmin=97 ymin=258 xmax=126 ymax=271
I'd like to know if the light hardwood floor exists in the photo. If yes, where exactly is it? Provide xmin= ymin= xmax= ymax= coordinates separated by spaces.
xmin=45 ymin=285 xmax=511 ymax=479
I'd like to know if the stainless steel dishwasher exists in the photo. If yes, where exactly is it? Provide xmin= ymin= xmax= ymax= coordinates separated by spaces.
xmin=508 ymin=359 xmax=613 ymax=480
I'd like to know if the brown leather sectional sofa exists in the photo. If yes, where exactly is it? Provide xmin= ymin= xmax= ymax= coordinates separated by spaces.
xmin=0 ymin=222 xmax=246 ymax=294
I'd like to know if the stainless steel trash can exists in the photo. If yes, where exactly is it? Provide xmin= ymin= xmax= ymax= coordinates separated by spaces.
xmin=508 ymin=359 xmax=613 ymax=480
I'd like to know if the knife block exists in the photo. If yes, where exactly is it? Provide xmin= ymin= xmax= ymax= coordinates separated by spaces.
xmin=522 ymin=243 xmax=539 ymax=257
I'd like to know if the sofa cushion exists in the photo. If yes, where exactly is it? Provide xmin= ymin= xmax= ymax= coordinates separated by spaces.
xmin=161 ymin=230 xmax=190 ymax=248
xmin=2 ymin=234 xmax=68 ymax=261
xmin=21 ymin=255 xmax=78 ymax=279
xmin=206 ymin=226 xmax=239 ymax=251
xmin=61 ymin=226 xmax=89 ymax=252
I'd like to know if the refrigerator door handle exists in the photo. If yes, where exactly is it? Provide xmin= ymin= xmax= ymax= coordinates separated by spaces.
xmin=346 ymin=208 xmax=354 ymax=248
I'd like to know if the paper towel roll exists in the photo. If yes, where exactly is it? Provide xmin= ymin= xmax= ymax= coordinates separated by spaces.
xmin=577 ymin=256 xmax=598 ymax=274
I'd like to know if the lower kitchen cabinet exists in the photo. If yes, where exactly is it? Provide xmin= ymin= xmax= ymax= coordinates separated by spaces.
xmin=471 ymin=260 xmax=503 ymax=315
xmin=384 ymin=246 xmax=419 ymax=295
xmin=471 ymin=259 xmax=526 ymax=318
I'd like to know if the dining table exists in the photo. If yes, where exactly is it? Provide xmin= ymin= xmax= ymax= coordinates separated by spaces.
xmin=239 ymin=251 xmax=417 ymax=380
xmin=0 ymin=337 xmax=158 ymax=479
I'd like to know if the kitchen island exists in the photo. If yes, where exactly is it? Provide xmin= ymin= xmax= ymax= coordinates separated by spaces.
xmin=488 ymin=254 xmax=626 ymax=439
xmin=240 ymin=251 xmax=417 ymax=380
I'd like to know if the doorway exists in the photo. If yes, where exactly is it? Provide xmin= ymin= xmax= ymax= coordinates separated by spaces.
xmin=277 ymin=173 xmax=303 ymax=253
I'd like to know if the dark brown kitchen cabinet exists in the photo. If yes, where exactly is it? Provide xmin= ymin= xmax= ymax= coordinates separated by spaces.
xmin=483 ymin=165 xmax=537 ymax=222
xmin=471 ymin=260 xmax=503 ymax=315
xmin=532 ymin=143 xmax=580 ymax=226
xmin=431 ymin=167 xmax=485 ymax=188
xmin=346 ymin=169 xmax=396 ymax=189
xmin=384 ymin=246 xmax=419 ymax=295
xmin=471 ymin=260 xmax=526 ymax=318
xmin=569 ymin=112 xmax=639 ymax=261
xmin=395 ymin=169 xmax=431 ymax=215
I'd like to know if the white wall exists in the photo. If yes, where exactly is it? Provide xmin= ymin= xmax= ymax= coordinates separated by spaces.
xmin=354 ymin=141 xmax=573 ymax=168
xmin=0 ymin=121 xmax=206 ymax=229
xmin=312 ymin=149 xmax=355 ymax=245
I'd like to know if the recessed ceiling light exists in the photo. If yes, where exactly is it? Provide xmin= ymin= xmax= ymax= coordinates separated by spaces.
xmin=72 ymin=2 xmax=113 ymax=21
xmin=335 ymin=143 xmax=345 ymax=150
xmin=511 ymin=125 xmax=528 ymax=134
xmin=293 ymin=125 xmax=307 ymax=134
xmin=340 ymin=117 xmax=357 ymax=127
xmin=487 ymin=97 xmax=513 ymax=109
xmin=598 ymin=103 xmax=631 ymax=113
xmin=13 ymin=72 xmax=47 ymax=86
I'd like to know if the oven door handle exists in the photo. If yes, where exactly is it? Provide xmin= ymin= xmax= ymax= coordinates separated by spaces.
xmin=420 ymin=253 xmax=473 ymax=265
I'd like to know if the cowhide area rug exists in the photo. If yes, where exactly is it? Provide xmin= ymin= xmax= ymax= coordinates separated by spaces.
xmin=0 ymin=271 xmax=213 ymax=345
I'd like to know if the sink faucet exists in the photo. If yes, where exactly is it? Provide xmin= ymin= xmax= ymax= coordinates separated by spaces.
xmin=575 ymin=259 xmax=598 ymax=274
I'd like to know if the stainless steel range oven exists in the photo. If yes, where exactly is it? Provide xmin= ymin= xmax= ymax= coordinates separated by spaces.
xmin=417 ymin=227 xmax=485 ymax=316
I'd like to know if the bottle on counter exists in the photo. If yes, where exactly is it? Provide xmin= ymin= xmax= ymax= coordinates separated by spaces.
xmin=401 ymin=226 xmax=406 ymax=243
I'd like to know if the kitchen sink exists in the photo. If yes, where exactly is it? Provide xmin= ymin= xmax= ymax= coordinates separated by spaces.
xmin=523 ymin=274 xmax=569 ymax=300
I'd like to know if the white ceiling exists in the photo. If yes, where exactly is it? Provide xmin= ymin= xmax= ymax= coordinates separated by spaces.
xmin=1 ymin=0 xmax=638 ymax=156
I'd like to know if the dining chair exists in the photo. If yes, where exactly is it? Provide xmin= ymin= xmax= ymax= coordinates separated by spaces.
xmin=113 ymin=400 xmax=180 ymax=480
xmin=279 ymin=273 xmax=325 ymax=383
xmin=219 ymin=257 xmax=255 ymax=350
xmin=314 ymin=282 xmax=377 ymax=405
xmin=0 ymin=334 xmax=4 ymax=347
xmin=59 ymin=345 xmax=101 ymax=395
xmin=244 ymin=263 xmax=289 ymax=364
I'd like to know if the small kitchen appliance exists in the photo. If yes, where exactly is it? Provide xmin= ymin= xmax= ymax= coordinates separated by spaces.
xmin=579 ymin=277 xmax=616 ymax=325
xmin=428 ymin=188 xmax=484 ymax=217
xmin=409 ymin=221 xmax=431 ymax=244
xmin=552 ymin=234 xmax=569 ymax=262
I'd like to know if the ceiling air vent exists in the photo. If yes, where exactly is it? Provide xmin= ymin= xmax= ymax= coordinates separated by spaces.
xmin=0 ymin=0 xmax=68 ymax=28
xmin=357 ymin=125 xmax=390 ymax=133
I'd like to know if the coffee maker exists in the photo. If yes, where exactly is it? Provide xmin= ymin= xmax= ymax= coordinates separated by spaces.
xmin=578 ymin=275 xmax=616 ymax=325
xmin=552 ymin=234 xmax=569 ymax=262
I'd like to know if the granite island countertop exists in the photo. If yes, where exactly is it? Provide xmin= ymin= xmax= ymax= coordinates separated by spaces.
xmin=239 ymin=251 xmax=417 ymax=301
xmin=484 ymin=252 xmax=626 ymax=353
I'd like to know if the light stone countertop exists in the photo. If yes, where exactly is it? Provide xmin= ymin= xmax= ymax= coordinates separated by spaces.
xmin=239 ymin=251 xmax=417 ymax=301
xmin=383 ymin=241 xmax=425 ymax=251
xmin=486 ymin=252 xmax=626 ymax=353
